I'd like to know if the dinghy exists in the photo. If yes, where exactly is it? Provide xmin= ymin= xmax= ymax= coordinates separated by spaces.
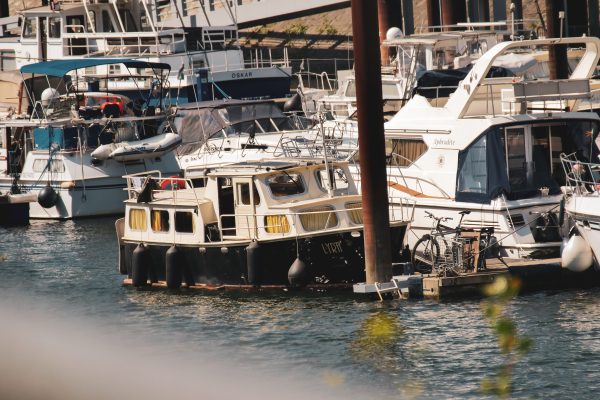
xmin=91 ymin=132 xmax=182 ymax=162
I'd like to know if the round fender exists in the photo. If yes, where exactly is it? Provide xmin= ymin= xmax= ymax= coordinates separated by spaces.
xmin=165 ymin=245 xmax=183 ymax=289
xmin=561 ymin=234 xmax=593 ymax=272
xmin=132 ymin=243 xmax=151 ymax=287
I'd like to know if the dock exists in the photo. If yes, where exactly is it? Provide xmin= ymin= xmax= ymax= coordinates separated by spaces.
xmin=355 ymin=258 xmax=600 ymax=300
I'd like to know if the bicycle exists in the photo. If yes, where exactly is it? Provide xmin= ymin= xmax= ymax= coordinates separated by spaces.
xmin=411 ymin=210 xmax=476 ymax=276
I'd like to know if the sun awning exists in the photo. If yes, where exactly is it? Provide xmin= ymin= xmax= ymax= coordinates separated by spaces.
xmin=20 ymin=58 xmax=171 ymax=77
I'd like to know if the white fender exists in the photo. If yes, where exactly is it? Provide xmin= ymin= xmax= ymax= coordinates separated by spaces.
xmin=561 ymin=234 xmax=593 ymax=272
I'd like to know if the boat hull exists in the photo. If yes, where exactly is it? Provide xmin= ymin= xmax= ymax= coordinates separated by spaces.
xmin=119 ymin=225 xmax=408 ymax=288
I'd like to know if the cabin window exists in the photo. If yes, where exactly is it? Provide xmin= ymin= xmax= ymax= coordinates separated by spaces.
xmin=66 ymin=15 xmax=85 ymax=33
xmin=267 ymin=173 xmax=305 ymax=197
xmin=175 ymin=211 xmax=195 ymax=233
xmin=151 ymin=210 xmax=170 ymax=232
xmin=48 ymin=17 xmax=61 ymax=39
xmin=264 ymin=215 xmax=290 ymax=234
xmin=129 ymin=208 xmax=147 ymax=231
xmin=316 ymin=167 xmax=349 ymax=193
xmin=22 ymin=17 xmax=37 ymax=39
xmin=300 ymin=206 xmax=338 ymax=231
xmin=236 ymin=182 xmax=260 ymax=205
xmin=32 ymin=159 xmax=65 ymax=173
xmin=0 ymin=51 xmax=16 ymax=71
xmin=385 ymin=138 xmax=428 ymax=167
xmin=102 ymin=11 xmax=115 ymax=32
xmin=345 ymin=202 xmax=363 ymax=224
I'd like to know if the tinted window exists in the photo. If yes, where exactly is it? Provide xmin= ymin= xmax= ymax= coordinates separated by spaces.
xmin=175 ymin=211 xmax=194 ymax=233
xmin=267 ymin=173 xmax=305 ymax=197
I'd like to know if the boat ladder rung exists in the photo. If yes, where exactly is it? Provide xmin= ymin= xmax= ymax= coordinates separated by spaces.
xmin=374 ymin=279 xmax=402 ymax=301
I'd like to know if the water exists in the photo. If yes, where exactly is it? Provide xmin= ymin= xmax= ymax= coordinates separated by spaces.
xmin=1 ymin=218 xmax=600 ymax=399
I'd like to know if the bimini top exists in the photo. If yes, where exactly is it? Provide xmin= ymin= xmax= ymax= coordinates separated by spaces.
xmin=20 ymin=58 xmax=171 ymax=77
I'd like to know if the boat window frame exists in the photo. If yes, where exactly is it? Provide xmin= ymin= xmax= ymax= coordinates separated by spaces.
xmin=264 ymin=171 xmax=307 ymax=200
xmin=314 ymin=166 xmax=350 ymax=194
xmin=22 ymin=16 xmax=38 ymax=40
xmin=128 ymin=207 xmax=148 ymax=231
xmin=150 ymin=209 xmax=171 ymax=233
xmin=48 ymin=16 xmax=62 ymax=40
xmin=174 ymin=210 xmax=196 ymax=234
xmin=384 ymin=137 xmax=429 ymax=168
xmin=345 ymin=202 xmax=363 ymax=225
xmin=32 ymin=158 xmax=65 ymax=173
xmin=299 ymin=205 xmax=339 ymax=232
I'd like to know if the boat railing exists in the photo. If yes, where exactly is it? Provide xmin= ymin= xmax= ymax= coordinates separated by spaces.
xmin=296 ymin=71 xmax=335 ymax=93
xmin=560 ymin=152 xmax=600 ymax=194
xmin=63 ymin=30 xmax=186 ymax=57
xmin=218 ymin=201 xmax=414 ymax=241
xmin=466 ymin=77 xmax=594 ymax=118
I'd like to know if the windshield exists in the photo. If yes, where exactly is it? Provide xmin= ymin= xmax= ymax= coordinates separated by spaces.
xmin=456 ymin=119 xmax=600 ymax=202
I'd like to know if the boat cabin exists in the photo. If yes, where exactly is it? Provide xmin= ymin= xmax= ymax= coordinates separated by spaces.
xmin=122 ymin=160 xmax=367 ymax=245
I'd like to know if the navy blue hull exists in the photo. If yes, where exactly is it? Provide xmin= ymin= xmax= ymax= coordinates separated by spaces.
xmin=120 ymin=225 xmax=407 ymax=288
xmin=0 ymin=203 xmax=29 ymax=226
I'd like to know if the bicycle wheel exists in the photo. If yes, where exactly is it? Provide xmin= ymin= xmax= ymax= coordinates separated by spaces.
xmin=412 ymin=235 xmax=440 ymax=274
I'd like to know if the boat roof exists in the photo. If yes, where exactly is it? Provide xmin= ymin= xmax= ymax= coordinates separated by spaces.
xmin=20 ymin=58 xmax=171 ymax=77
xmin=383 ymin=30 xmax=499 ymax=46
xmin=203 ymin=159 xmax=343 ymax=177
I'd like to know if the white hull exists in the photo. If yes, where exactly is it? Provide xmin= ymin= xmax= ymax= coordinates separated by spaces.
xmin=565 ymin=194 xmax=600 ymax=265
xmin=0 ymin=152 xmax=180 ymax=219
xmin=348 ymin=166 xmax=567 ymax=259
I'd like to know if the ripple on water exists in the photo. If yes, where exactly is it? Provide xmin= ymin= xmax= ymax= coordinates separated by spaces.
xmin=2 ymin=219 xmax=600 ymax=398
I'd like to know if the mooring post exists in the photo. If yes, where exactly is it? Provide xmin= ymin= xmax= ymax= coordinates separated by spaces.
xmin=546 ymin=0 xmax=568 ymax=80
xmin=378 ymin=0 xmax=390 ymax=65
xmin=351 ymin=0 xmax=393 ymax=284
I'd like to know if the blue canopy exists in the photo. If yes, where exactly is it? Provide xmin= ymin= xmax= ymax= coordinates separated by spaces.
xmin=20 ymin=58 xmax=171 ymax=77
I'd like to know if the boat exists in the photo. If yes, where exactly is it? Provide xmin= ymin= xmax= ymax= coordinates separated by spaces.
xmin=91 ymin=132 xmax=181 ymax=162
xmin=174 ymin=99 xmax=333 ymax=174
xmin=0 ymin=58 xmax=181 ymax=219
xmin=298 ymin=29 xmax=503 ymax=121
xmin=116 ymin=159 xmax=414 ymax=289
xmin=560 ymin=152 xmax=600 ymax=272
xmin=374 ymin=37 xmax=600 ymax=263
xmin=0 ymin=1 xmax=292 ymax=103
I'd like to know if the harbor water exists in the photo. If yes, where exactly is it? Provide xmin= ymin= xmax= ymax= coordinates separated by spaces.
xmin=1 ymin=218 xmax=599 ymax=399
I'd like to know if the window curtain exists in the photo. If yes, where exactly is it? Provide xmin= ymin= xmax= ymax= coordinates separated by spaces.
xmin=299 ymin=207 xmax=338 ymax=231
xmin=345 ymin=202 xmax=363 ymax=224
xmin=129 ymin=208 xmax=147 ymax=230
xmin=264 ymin=215 xmax=290 ymax=234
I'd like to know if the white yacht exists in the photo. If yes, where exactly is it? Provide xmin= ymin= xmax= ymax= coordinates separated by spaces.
xmin=377 ymin=37 xmax=600 ymax=262
xmin=0 ymin=1 xmax=292 ymax=102
xmin=299 ymin=30 xmax=503 ymax=120
xmin=173 ymin=99 xmax=340 ymax=177
xmin=0 ymin=59 xmax=180 ymax=219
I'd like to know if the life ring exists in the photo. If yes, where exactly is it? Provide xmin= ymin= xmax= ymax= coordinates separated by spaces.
xmin=160 ymin=176 xmax=185 ymax=190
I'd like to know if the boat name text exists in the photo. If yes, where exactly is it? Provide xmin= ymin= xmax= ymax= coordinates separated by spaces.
xmin=232 ymin=72 xmax=253 ymax=79
xmin=321 ymin=240 xmax=343 ymax=255
xmin=434 ymin=138 xmax=455 ymax=147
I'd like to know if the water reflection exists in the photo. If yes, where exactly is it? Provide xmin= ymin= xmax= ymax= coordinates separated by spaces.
xmin=2 ymin=218 xmax=600 ymax=398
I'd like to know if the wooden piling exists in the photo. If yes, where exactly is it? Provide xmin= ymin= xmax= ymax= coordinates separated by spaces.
xmin=351 ymin=0 xmax=393 ymax=284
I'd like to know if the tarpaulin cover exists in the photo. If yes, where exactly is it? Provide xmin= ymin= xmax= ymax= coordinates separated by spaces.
xmin=174 ymin=100 xmax=292 ymax=156
xmin=413 ymin=65 xmax=514 ymax=99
